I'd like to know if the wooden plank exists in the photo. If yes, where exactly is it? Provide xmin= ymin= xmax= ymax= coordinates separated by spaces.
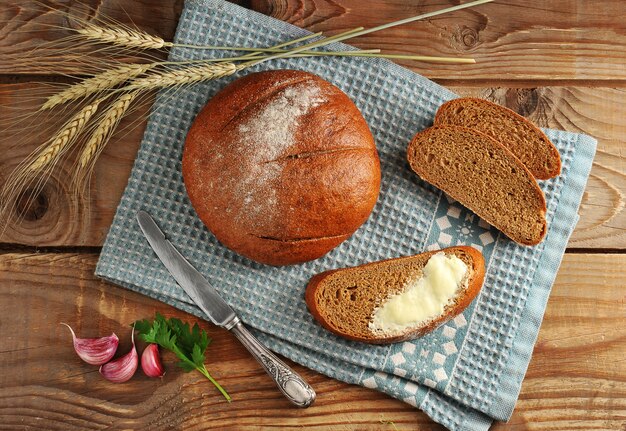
xmin=493 ymin=254 xmax=626 ymax=431
xmin=0 ymin=0 xmax=182 ymax=75
xmin=2 ymin=1 xmax=626 ymax=82
xmin=0 ymin=252 xmax=623 ymax=429
xmin=1 ymin=83 xmax=624 ymax=248
xmin=0 ymin=81 xmax=152 ymax=246
xmin=245 ymin=0 xmax=626 ymax=82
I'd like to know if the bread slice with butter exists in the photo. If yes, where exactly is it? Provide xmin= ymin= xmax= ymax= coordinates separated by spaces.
xmin=305 ymin=246 xmax=485 ymax=344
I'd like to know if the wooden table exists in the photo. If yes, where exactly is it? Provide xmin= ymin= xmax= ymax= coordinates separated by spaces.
xmin=1 ymin=1 xmax=624 ymax=429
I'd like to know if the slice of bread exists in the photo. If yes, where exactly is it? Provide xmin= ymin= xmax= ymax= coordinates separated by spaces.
xmin=434 ymin=97 xmax=561 ymax=179
xmin=305 ymin=246 xmax=485 ymax=344
xmin=407 ymin=126 xmax=547 ymax=246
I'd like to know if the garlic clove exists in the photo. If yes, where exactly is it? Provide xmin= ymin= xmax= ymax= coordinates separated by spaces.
xmin=141 ymin=343 xmax=165 ymax=378
xmin=99 ymin=330 xmax=138 ymax=383
xmin=61 ymin=323 xmax=119 ymax=366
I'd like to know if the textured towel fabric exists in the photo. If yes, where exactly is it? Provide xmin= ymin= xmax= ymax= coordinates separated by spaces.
xmin=95 ymin=1 xmax=597 ymax=429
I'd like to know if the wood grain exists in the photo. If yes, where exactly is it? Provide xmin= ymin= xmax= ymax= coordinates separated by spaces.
xmin=2 ymin=0 xmax=626 ymax=82
xmin=0 ymin=0 xmax=183 ymax=75
xmin=1 ymin=83 xmax=624 ymax=249
xmin=0 ymin=252 xmax=623 ymax=430
xmin=0 ymin=81 xmax=152 ymax=246
xmin=246 ymin=0 xmax=626 ymax=82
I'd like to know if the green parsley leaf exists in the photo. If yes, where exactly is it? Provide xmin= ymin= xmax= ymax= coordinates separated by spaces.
xmin=134 ymin=313 xmax=230 ymax=402
xmin=191 ymin=343 xmax=205 ymax=367
xmin=133 ymin=318 xmax=153 ymax=336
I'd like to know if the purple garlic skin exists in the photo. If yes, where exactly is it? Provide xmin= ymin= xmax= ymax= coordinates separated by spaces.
xmin=62 ymin=323 xmax=118 ymax=366
xmin=141 ymin=344 xmax=165 ymax=378
xmin=99 ymin=331 xmax=138 ymax=383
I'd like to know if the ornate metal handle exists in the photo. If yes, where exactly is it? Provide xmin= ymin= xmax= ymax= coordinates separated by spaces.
xmin=230 ymin=321 xmax=316 ymax=408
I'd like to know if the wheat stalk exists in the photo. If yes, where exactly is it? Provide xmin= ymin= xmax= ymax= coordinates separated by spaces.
xmin=78 ymin=91 xmax=139 ymax=169
xmin=124 ymin=62 xmax=239 ymax=91
xmin=76 ymin=22 xmax=172 ymax=50
xmin=41 ymin=64 xmax=152 ymax=110
xmin=30 ymin=100 xmax=101 ymax=171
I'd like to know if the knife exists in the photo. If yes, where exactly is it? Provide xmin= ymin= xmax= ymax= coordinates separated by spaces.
xmin=136 ymin=211 xmax=316 ymax=408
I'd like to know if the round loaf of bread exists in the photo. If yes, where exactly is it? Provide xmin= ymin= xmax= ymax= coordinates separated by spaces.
xmin=182 ymin=70 xmax=381 ymax=266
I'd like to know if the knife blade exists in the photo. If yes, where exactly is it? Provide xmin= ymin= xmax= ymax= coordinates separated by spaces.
xmin=137 ymin=210 xmax=238 ymax=328
xmin=136 ymin=210 xmax=316 ymax=408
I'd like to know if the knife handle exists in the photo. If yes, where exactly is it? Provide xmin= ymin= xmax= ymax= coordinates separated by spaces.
xmin=230 ymin=321 xmax=316 ymax=408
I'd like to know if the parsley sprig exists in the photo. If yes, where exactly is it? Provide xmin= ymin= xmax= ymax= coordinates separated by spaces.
xmin=134 ymin=313 xmax=230 ymax=401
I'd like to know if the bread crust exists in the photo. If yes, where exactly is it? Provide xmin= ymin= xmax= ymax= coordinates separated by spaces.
xmin=407 ymin=125 xmax=547 ymax=246
xmin=305 ymin=246 xmax=485 ymax=344
xmin=182 ymin=70 xmax=380 ymax=266
xmin=434 ymin=97 xmax=561 ymax=179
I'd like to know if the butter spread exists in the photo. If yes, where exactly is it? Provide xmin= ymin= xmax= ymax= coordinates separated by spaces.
xmin=369 ymin=253 xmax=467 ymax=334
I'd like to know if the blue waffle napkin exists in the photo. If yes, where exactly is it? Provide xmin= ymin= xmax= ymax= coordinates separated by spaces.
xmin=95 ymin=1 xmax=597 ymax=429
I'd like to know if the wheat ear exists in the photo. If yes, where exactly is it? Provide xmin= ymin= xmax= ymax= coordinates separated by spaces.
xmin=41 ymin=64 xmax=153 ymax=110
xmin=76 ymin=23 xmax=172 ymax=50
xmin=124 ymin=62 xmax=239 ymax=91
xmin=78 ymin=91 xmax=140 ymax=169
xmin=30 ymin=100 xmax=101 ymax=171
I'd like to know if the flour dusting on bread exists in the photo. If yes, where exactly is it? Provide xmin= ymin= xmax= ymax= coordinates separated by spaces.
xmin=238 ymin=83 xmax=325 ymax=158
xmin=232 ymin=82 xmax=327 ymax=226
